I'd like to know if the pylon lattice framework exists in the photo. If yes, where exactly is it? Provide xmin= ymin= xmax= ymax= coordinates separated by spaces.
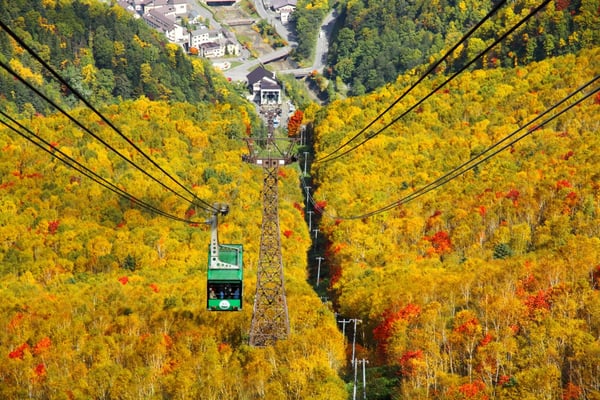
xmin=248 ymin=162 xmax=290 ymax=346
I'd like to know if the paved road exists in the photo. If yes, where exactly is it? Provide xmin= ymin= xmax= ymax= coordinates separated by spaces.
xmin=312 ymin=9 xmax=336 ymax=71
xmin=189 ymin=2 xmax=222 ymax=29
xmin=252 ymin=0 xmax=296 ymax=45
xmin=222 ymin=46 xmax=292 ymax=81
xmin=218 ymin=2 xmax=338 ymax=82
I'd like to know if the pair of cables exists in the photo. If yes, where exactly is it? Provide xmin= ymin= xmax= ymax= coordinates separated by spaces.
xmin=0 ymin=19 xmax=218 ymax=222
xmin=0 ymin=110 xmax=198 ymax=224
xmin=305 ymin=0 xmax=597 ymax=219
xmin=316 ymin=0 xmax=551 ymax=164
xmin=310 ymin=75 xmax=600 ymax=220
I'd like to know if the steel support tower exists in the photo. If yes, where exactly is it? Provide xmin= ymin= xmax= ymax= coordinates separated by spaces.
xmin=249 ymin=159 xmax=289 ymax=346
xmin=244 ymin=109 xmax=297 ymax=346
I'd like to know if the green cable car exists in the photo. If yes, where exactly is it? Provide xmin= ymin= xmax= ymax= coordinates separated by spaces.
xmin=207 ymin=205 xmax=243 ymax=311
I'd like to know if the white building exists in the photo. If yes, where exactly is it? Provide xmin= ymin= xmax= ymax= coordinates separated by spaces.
xmin=247 ymin=66 xmax=282 ymax=105
xmin=200 ymin=42 xmax=225 ymax=58
xmin=142 ymin=0 xmax=169 ymax=14
xmin=121 ymin=0 xmax=243 ymax=58
xmin=143 ymin=10 xmax=188 ymax=44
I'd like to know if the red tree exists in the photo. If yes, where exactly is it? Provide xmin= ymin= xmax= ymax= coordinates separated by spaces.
xmin=563 ymin=382 xmax=582 ymax=400
xmin=373 ymin=304 xmax=421 ymax=359
xmin=287 ymin=110 xmax=304 ymax=137
xmin=398 ymin=349 xmax=423 ymax=376
xmin=424 ymin=231 xmax=452 ymax=255
xmin=9 ymin=343 xmax=29 ymax=359
xmin=34 ymin=363 xmax=47 ymax=377
xmin=33 ymin=337 xmax=52 ymax=355
xmin=48 ymin=220 xmax=60 ymax=235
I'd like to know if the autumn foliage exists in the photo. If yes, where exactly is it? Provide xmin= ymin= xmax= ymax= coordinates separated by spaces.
xmin=8 ymin=343 xmax=29 ymax=360
xmin=287 ymin=109 xmax=304 ymax=137
xmin=313 ymin=49 xmax=600 ymax=399
xmin=0 ymin=96 xmax=346 ymax=399
xmin=423 ymin=230 xmax=452 ymax=256
xmin=373 ymin=303 xmax=421 ymax=359
xmin=0 ymin=1 xmax=599 ymax=397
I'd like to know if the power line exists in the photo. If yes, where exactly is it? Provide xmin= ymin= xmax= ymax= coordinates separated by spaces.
xmin=0 ymin=110 xmax=204 ymax=225
xmin=0 ymin=20 xmax=217 ymax=213
xmin=309 ymin=76 xmax=600 ymax=220
xmin=315 ymin=0 xmax=508 ymax=163
xmin=317 ymin=0 xmax=552 ymax=164
xmin=0 ymin=58 xmax=213 ymax=214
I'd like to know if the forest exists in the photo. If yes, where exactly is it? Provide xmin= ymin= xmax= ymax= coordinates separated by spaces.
xmin=326 ymin=0 xmax=600 ymax=95
xmin=310 ymin=48 xmax=600 ymax=398
xmin=0 ymin=0 xmax=246 ymax=113
xmin=1 ymin=0 xmax=600 ymax=398
xmin=0 ymin=97 xmax=347 ymax=398
xmin=0 ymin=1 xmax=347 ymax=398
xmin=290 ymin=0 xmax=331 ymax=62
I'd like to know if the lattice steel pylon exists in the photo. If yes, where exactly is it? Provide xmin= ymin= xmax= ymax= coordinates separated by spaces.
xmin=243 ymin=109 xmax=298 ymax=347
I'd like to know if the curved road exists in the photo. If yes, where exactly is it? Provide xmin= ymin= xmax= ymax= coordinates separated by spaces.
xmin=222 ymin=3 xmax=337 ymax=82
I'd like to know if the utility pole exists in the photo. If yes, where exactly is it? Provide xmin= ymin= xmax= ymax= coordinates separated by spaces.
xmin=315 ymin=256 xmax=324 ymax=287
xmin=337 ymin=318 xmax=362 ymax=361
xmin=353 ymin=357 xmax=358 ymax=400
xmin=303 ymin=151 xmax=309 ymax=176
xmin=351 ymin=318 xmax=362 ymax=366
xmin=338 ymin=317 xmax=365 ymax=399
xmin=244 ymin=109 xmax=298 ymax=347
xmin=299 ymin=126 xmax=304 ymax=147
xmin=338 ymin=318 xmax=352 ymax=339
xmin=307 ymin=210 xmax=314 ymax=232
xmin=358 ymin=358 xmax=369 ymax=400
xmin=304 ymin=185 xmax=311 ymax=207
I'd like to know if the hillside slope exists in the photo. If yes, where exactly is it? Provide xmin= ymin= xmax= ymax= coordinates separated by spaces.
xmin=0 ymin=100 xmax=346 ymax=398
xmin=311 ymin=48 xmax=600 ymax=398
xmin=0 ymin=0 xmax=240 ymax=113
xmin=327 ymin=0 xmax=600 ymax=95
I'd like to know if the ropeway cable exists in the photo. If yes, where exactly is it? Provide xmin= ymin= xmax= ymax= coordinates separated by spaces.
xmin=0 ymin=58 xmax=213 ymax=214
xmin=310 ymin=76 xmax=600 ymax=220
xmin=315 ymin=0 xmax=509 ymax=163
xmin=316 ymin=0 xmax=552 ymax=164
xmin=0 ymin=19 xmax=218 ymax=213
xmin=0 ymin=110 xmax=206 ymax=224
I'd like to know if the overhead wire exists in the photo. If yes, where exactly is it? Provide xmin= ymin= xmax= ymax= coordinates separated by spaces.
xmin=0 ymin=3 xmax=580 ymax=224
xmin=355 ymin=80 xmax=600 ymax=219
xmin=0 ymin=110 xmax=205 ymax=225
xmin=0 ymin=19 xmax=218 ymax=213
xmin=317 ymin=0 xmax=552 ymax=164
xmin=309 ymin=75 xmax=600 ymax=220
xmin=315 ymin=0 xmax=509 ymax=163
xmin=0 ymin=58 xmax=215 ymax=216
